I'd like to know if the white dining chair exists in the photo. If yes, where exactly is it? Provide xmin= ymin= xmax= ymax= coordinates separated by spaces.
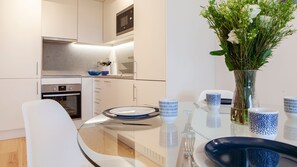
xmin=22 ymin=99 xmax=146 ymax=167
xmin=22 ymin=99 xmax=92 ymax=167
xmin=198 ymin=89 xmax=233 ymax=103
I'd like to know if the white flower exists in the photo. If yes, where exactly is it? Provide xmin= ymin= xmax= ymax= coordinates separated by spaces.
xmin=200 ymin=8 xmax=208 ymax=17
xmin=243 ymin=4 xmax=261 ymax=23
xmin=259 ymin=15 xmax=272 ymax=27
xmin=227 ymin=30 xmax=239 ymax=44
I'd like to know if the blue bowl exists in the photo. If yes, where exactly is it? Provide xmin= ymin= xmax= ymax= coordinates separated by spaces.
xmin=101 ymin=71 xmax=109 ymax=76
xmin=88 ymin=71 xmax=101 ymax=76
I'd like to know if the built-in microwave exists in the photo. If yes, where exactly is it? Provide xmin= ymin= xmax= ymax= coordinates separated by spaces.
xmin=116 ymin=4 xmax=134 ymax=36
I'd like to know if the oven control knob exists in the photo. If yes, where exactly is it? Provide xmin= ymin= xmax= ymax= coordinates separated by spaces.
xmin=69 ymin=86 xmax=73 ymax=90
xmin=53 ymin=87 xmax=57 ymax=91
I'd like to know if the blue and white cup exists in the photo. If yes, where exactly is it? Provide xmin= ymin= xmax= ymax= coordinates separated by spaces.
xmin=159 ymin=99 xmax=178 ymax=124
xmin=284 ymin=97 xmax=297 ymax=118
xmin=248 ymin=108 xmax=278 ymax=140
xmin=206 ymin=93 xmax=221 ymax=112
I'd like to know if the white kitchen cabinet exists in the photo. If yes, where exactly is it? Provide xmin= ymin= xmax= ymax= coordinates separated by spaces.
xmin=93 ymin=78 xmax=134 ymax=115
xmin=111 ymin=79 xmax=135 ymax=107
xmin=78 ymin=0 xmax=103 ymax=44
xmin=82 ymin=78 xmax=93 ymax=120
xmin=103 ymin=0 xmax=134 ymax=44
xmin=134 ymin=80 xmax=166 ymax=106
xmin=0 ymin=0 xmax=41 ymax=78
xmin=0 ymin=79 xmax=40 ymax=131
xmin=42 ymin=0 xmax=78 ymax=40
xmin=93 ymin=78 xmax=106 ymax=115
xmin=134 ymin=0 xmax=166 ymax=81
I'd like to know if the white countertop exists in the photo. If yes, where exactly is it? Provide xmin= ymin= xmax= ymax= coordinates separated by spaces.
xmin=42 ymin=70 xmax=134 ymax=79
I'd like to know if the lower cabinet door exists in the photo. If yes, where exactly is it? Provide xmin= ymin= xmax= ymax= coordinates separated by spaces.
xmin=93 ymin=79 xmax=134 ymax=115
xmin=0 ymin=79 xmax=40 ymax=131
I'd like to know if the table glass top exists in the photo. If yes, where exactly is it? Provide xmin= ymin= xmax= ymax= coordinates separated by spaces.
xmin=77 ymin=102 xmax=297 ymax=167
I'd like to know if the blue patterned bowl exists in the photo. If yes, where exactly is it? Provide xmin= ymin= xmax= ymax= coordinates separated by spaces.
xmin=248 ymin=108 xmax=278 ymax=140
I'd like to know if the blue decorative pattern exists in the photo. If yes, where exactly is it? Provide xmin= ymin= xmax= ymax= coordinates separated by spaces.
xmin=284 ymin=98 xmax=297 ymax=113
xmin=159 ymin=100 xmax=178 ymax=117
xmin=247 ymin=148 xmax=279 ymax=167
xmin=249 ymin=112 xmax=278 ymax=135
xmin=206 ymin=93 xmax=221 ymax=106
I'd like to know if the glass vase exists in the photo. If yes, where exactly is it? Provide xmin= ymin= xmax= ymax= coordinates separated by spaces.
xmin=231 ymin=70 xmax=258 ymax=125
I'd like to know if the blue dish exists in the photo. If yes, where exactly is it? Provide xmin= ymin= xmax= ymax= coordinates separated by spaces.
xmin=88 ymin=71 xmax=101 ymax=76
xmin=205 ymin=137 xmax=297 ymax=167
xmin=101 ymin=71 xmax=109 ymax=76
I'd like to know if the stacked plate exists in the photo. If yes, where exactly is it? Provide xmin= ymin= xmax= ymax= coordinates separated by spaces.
xmin=103 ymin=106 xmax=159 ymax=119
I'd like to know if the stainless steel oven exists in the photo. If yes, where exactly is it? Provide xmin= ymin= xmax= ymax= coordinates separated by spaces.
xmin=41 ymin=84 xmax=81 ymax=119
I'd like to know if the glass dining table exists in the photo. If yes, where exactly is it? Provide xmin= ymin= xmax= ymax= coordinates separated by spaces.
xmin=77 ymin=102 xmax=297 ymax=167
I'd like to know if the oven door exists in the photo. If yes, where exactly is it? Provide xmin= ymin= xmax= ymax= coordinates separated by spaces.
xmin=41 ymin=91 xmax=81 ymax=119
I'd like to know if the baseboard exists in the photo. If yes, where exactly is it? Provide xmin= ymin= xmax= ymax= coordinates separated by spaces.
xmin=0 ymin=129 xmax=25 ymax=140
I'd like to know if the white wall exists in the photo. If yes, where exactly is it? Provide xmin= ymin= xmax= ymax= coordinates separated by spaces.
xmin=215 ymin=12 xmax=297 ymax=110
xmin=166 ymin=0 xmax=216 ymax=101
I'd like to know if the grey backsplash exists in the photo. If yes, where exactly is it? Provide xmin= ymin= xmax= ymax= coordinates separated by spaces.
xmin=42 ymin=41 xmax=134 ymax=74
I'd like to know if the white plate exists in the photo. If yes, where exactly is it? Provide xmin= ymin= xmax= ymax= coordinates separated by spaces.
xmin=197 ymin=100 xmax=231 ymax=114
xmin=110 ymin=107 xmax=155 ymax=116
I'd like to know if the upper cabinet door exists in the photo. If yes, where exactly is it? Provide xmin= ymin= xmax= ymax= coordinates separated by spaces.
xmin=134 ymin=0 xmax=166 ymax=81
xmin=42 ymin=0 xmax=77 ymax=40
xmin=103 ymin=0 xmax=134 ymax=44
xmin=78 ymin=0 xmax=103 ymax=44
xmin=0 ymin=0 xmax=41 ymax=78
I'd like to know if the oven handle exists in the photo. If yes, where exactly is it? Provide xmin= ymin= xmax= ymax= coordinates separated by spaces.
xmin=42 ymin=93 xmax=81 ymax=97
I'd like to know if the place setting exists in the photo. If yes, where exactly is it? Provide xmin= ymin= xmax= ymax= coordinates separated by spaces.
xmin=197 ymin=96 xmax=297 ymax=167
xmin=103 ymin=106 xmax=160 ymax=120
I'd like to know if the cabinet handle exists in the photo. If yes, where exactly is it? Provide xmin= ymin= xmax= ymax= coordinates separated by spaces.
xmin=95 ymin=98 xmax=101 ymax=101
xmin=134 ymin=61 xmax=137 ymax=79
xmin=104 ymin=81 xmax=111 ymax=83
xmin=133 ymin=84 xmax=137 ymax=101
xmin=36 ymin=81 xmax=39 ymax=95
xmin=36 ymin=61 xmax=38 ymax=76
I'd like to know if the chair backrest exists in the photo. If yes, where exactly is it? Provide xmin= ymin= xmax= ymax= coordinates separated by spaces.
xmin=198 ymin=90 xmax=233 ymax=102
xmin=22 ymin=99 xmax=88 ymax=167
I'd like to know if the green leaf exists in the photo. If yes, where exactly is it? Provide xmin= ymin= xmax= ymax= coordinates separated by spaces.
xmin=210 ymin=50 xmax=226 ymax=56
xmin=225 ymin=56 xmax=234 ymax=71
xmin=260 ymin=49 xmax=272 ymax=61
